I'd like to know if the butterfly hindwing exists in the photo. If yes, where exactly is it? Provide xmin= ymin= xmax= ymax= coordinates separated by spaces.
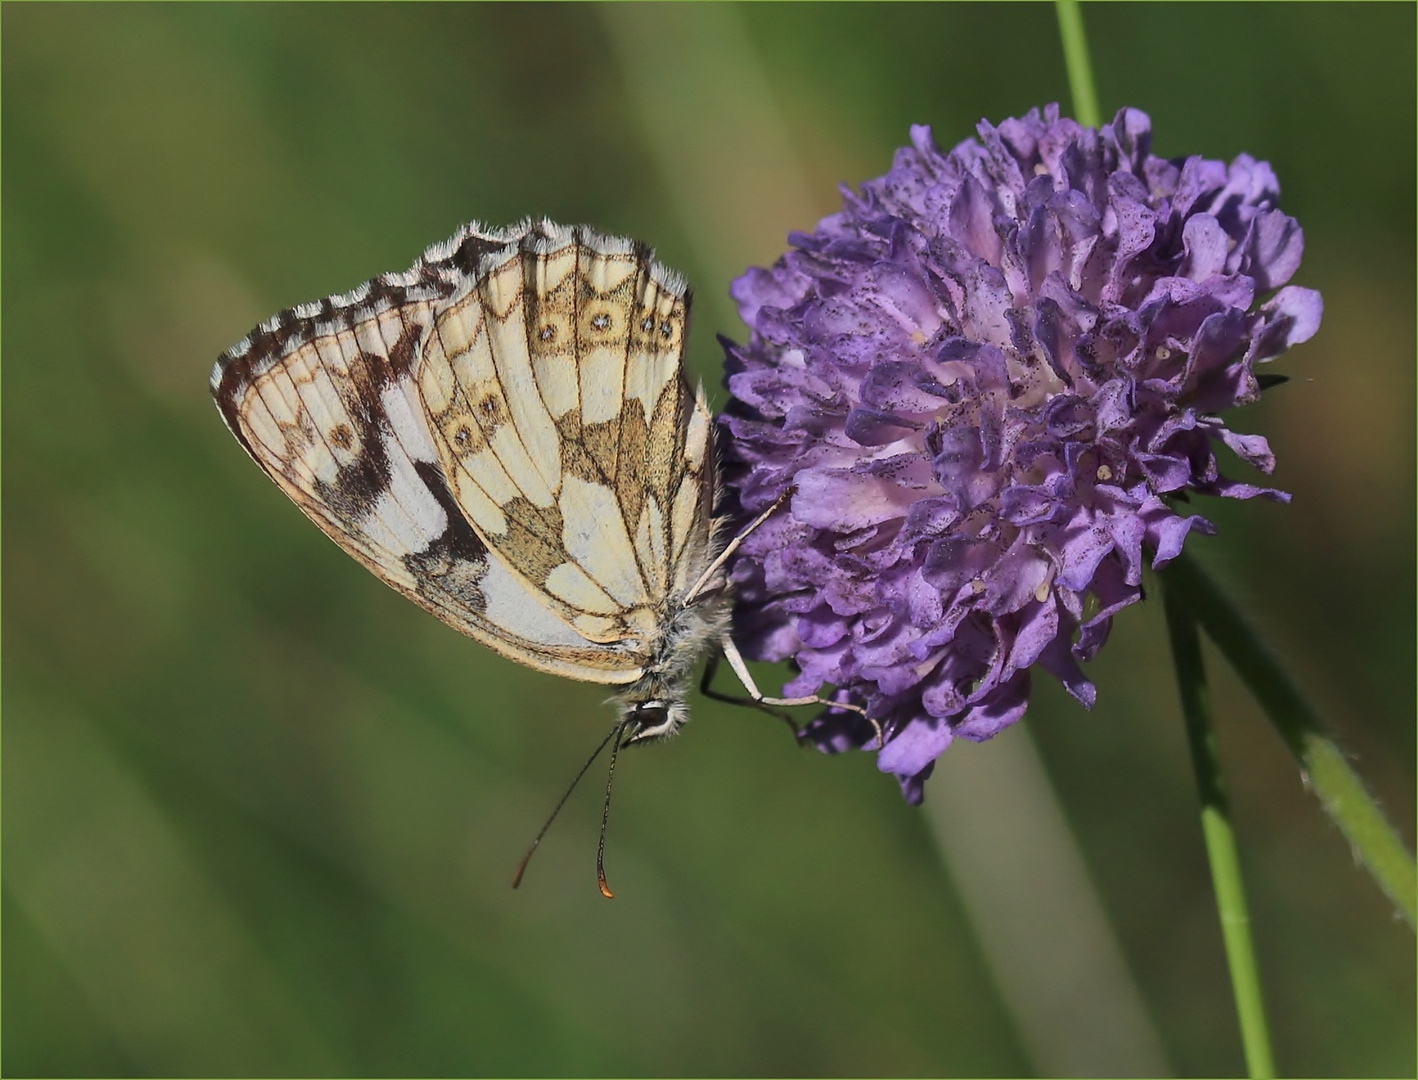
xmin=211 ymin=223 xmax=688 ymax=684
xmin=415 ymin=225 xmax=717 ymax=654
xmin=213 ymin=221 xmax=724 ymax=686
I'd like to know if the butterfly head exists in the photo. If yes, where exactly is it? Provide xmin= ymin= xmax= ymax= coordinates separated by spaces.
xmin=619 ymin=697 xmax=689 ymax=745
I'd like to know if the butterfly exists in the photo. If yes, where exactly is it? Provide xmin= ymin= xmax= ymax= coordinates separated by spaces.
xmin=211 ymin=220 xmax=864 ymax=894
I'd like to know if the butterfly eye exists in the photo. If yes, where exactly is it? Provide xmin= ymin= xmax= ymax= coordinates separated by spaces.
xmin=538 ymin=323 xmax=556 ymax=342
xmin=626 ymin=703 xmax=670 ymax=741
xmin=591 ymin=312 xmax=612 ymax=331
xmin=640 ymin=316 xmax=654 ymax=332
xmin=659 ymin=321 xmax=673 ymax=340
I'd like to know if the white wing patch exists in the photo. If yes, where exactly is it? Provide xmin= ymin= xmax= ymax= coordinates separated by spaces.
xmin=546 ymin=561 xmax=620 ymax=615
xmin=634 ymin=495 xmax=669 ymax=596
xmin=580 ymin=345 xmax=625 ymax=426
xmin=560 ymin=475 xmax=645 ymax=607
xmin=480 ymin=555 xmax=611 ymax=651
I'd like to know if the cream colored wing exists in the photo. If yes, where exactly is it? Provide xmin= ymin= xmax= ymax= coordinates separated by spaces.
xmin=414 ymin=224 xmax=719 ymax=653
xmin=211 ymin=224 xmax=652 ymax=684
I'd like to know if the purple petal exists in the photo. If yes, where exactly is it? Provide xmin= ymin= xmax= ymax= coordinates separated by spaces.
xmin=1181 ymin=214 xmax=1229 ymax=281
xmin=844 ymin=406 xmax=922 ymax=446
xmin=1219 ymin=429 xmax=1275 ymax=472
xmin=953 ymin=677 xmax=1031 ymax=741
xmin=1251 ymin=286 xmax=1323 ymax=361
xmin=878 ymin=717 xmax=953 ymax=777
xmin=1234 ymin=210 xmax=1304 ymax=290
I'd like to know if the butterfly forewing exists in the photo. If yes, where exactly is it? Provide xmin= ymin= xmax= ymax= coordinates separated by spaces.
xmin=212 ymin=220 xmax=717 ymax=686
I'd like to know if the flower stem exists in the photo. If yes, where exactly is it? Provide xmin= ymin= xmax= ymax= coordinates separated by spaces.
xmin=1162 ymin=578 xmax=1276 ymax=1080
xmin=1166 ymin=552 xmax=1417 ymax=928
xmin=1054 ymin=0 xmax=1101 ymax=128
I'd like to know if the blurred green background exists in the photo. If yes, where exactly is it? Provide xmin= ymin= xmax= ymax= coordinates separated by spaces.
xmin=4 ymin=3 xmax=1413 ymax=1076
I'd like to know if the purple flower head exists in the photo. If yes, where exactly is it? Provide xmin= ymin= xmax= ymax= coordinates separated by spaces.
xmin=719 ymin=106 xmax=1323 ymax=803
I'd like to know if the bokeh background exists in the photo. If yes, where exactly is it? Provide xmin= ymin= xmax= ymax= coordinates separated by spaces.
xmin=4 ymin=3 xmax=1413 ymax=1076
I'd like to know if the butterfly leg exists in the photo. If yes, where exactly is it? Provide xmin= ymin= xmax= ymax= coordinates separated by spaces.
xmin=713 ymin=635 xmax=886 ymax=750
xmin=699 ymin=649 xmax=804 ymax=741
xmin=684 ymin=490 xmax=792 ymax=606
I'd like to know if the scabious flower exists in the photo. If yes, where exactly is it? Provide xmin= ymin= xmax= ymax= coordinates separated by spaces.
xmin=719 ymin=106 xmax=1323 ymax=803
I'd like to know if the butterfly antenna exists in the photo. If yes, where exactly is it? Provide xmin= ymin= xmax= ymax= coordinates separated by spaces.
xmin=596 ymin=724 xmax=629 ymax=899
xmin=512 ymin=720 xmax=624 ymax=889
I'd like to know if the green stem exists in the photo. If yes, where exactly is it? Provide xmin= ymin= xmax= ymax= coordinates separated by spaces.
xmin=1166 ymin=553 xmax=1417 ymax=928
xmin=1163 ymin=579 xmax=1277 ymax=1080
xmin=1055 ymin=0 xmax=1101 ymax=128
